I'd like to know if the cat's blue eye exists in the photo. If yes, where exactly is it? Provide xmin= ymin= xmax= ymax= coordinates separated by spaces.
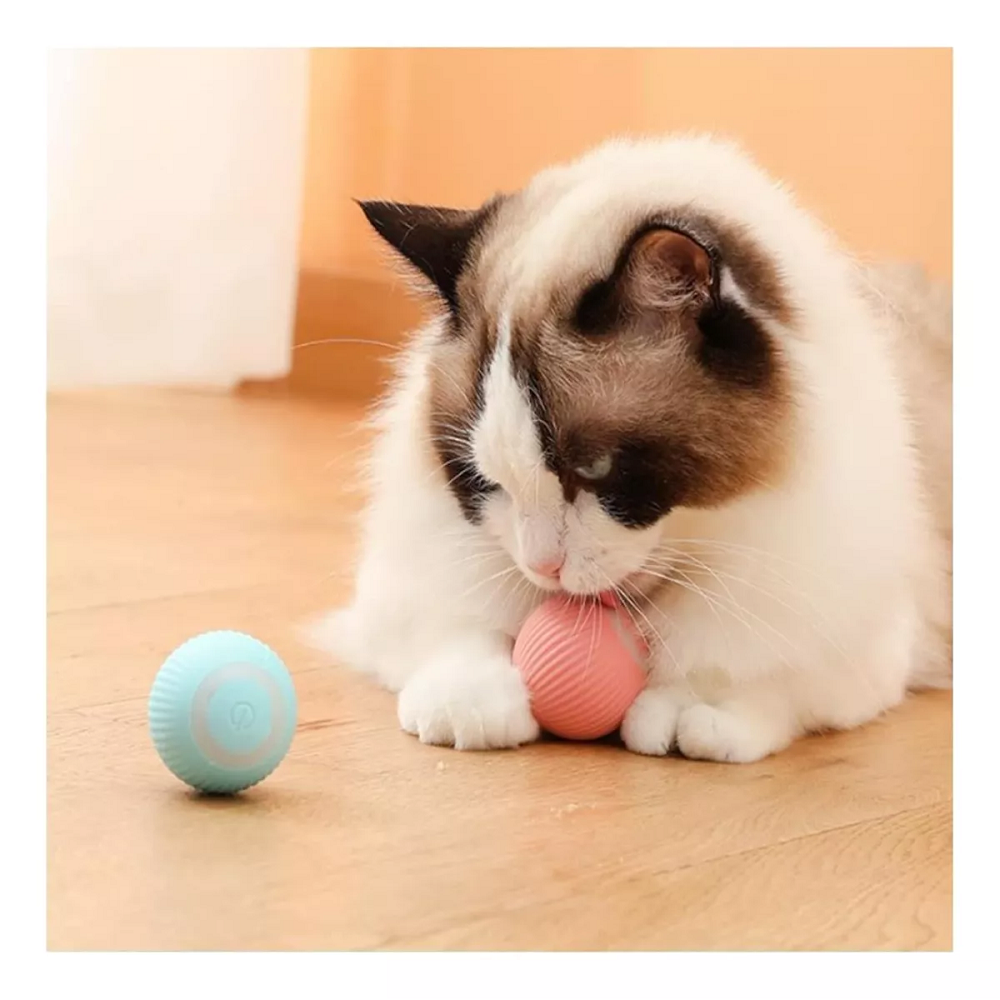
xmin=574 ymin=453 xmax=613 ymax=481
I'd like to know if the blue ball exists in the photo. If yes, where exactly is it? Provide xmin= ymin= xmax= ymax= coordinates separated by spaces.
xmin=148 ymin=631 xmax=297 ymax=794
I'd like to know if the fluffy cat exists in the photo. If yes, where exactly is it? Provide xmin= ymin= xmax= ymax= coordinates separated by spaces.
xmin=309 ymin=135 xmax=952 ymax=763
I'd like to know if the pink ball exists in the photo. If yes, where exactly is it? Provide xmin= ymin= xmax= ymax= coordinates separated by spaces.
xmin=513 ymin=593 xmax=648 ymax=741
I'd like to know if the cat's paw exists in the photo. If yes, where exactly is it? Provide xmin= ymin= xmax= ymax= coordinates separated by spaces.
xmin=620 ymin=687 xmax=690 ymax=756
xmin=397 ymin=655 xmax=540 ymax=751
xmin=675 ymin=702 xmax=780 ymax=764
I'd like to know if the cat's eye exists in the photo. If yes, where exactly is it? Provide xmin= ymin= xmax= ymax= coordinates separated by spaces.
xmin=574 ymin=453 xmax=613 ymax=481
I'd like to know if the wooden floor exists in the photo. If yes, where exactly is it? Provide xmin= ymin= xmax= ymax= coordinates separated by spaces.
xmin=47 ymin=389 xmax=953 ymax=951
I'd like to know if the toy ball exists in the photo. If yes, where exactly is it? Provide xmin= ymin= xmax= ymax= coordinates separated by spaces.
xmin=148 ymin=631 xmax=297 ymax=794
xmin=513 ymin=593 xmax=648 ymax=740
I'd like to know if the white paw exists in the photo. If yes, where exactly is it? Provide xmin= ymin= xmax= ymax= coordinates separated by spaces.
xmin=397 ymin=655 xmax=540 ymax=751
xmin=621 ymin=687 xmax=689 ymax=756
xmin=675 ymin=702 xmax=776 ymax=764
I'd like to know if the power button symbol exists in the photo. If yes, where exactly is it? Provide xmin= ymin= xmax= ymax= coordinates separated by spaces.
xmin=230 ymin=702 xmax=255 ymax=730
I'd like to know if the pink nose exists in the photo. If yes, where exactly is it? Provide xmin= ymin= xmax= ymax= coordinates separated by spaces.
xmin=529 ymin=557 xmax=564 ymax=580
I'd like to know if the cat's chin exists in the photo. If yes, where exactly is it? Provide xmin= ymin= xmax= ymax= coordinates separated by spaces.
xmin=521 ymin=574 xmax=604 ymax=599
xmin=522 ymin=570 xmax=617 ymax=598
xmin=556 ymin=574 xmax=647 ymax=601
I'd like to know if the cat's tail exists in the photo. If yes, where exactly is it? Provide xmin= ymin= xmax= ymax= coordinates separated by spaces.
xmin=301 ymin=603 xmax=419 ymax=694
xmin=908 ymin=653 xmax=953 ymax=691
xmin=299 ymin=606 xmax=372 ymax=677
xmin=907 ymin=617 xmax=953 ymax=691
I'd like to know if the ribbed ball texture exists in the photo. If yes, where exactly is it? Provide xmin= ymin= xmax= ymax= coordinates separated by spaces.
xmin=513 ymin=594 xmax=647 ymax=740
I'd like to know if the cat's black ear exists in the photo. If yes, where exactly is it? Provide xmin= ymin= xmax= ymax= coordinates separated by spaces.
xmin=357 ymin=200 xmax=488 ymax=312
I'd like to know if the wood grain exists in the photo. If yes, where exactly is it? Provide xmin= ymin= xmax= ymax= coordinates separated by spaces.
xmin=47 ymin=390 xmax=953 ymax=951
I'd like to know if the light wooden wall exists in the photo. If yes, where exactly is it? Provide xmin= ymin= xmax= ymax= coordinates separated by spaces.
xmin=290 ymin=48 xmax=951 ymax=399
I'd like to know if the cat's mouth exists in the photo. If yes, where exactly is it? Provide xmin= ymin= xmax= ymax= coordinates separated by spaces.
xmin=527 ymin=566 xmax=652 ymax=602
xmin=522 ymin=566 xmax=565 ymax=592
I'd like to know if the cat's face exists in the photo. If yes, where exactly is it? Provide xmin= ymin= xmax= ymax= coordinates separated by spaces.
xmin=361 ymin=140 xmax=797 ymax=596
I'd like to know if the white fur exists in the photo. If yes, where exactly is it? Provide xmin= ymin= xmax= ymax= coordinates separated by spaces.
xmin=309 ymin=136 xmax=951 ymax=761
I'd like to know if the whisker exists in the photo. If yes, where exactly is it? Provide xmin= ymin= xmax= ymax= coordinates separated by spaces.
xmin=599 ymin=569 xmax=679 ymax=676
xmin=293 ymin=337 xmax=400 ymax=353
xmin=667 ymin=562 xmax=731 ymax=646
xmin=674 ymin=557 xmax=850 ymax=662
xmin=642 ymin=567 xmax=798 ymax=670
xmin=644 ymin=546 xmax=849 ymax=662
xmin=454 ymin=564 xmax=522 ymax=604
xmin=583 ymin=594 xmax=603 ymax=678
xmin=654 ymin=537 xmax=836 ymax=587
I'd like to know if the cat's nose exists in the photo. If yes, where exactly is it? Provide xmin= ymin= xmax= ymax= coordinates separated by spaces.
xmin=528 ymin=557 xmax=564 ymax=580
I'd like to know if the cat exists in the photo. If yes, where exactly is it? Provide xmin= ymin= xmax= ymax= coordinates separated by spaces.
xmin=308 ymin=135 xmax=952 ymax=763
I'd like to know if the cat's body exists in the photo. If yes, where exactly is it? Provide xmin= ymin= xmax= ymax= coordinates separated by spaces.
xmin=311 ymin=136 xmax=951 ymax=762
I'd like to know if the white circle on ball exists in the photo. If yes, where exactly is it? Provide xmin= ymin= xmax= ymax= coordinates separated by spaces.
xmin=189 ymin=662 xmax=288 ymax=769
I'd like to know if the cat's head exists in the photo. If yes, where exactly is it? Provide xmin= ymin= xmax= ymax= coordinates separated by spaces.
xmin=360 ymin=137 xmax=800 ymax=595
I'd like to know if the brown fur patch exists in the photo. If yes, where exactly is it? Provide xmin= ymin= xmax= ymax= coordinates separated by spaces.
xmin=669 ymin=210 xmax=796 ymax=325
xmin=508 ymin=297 xmax=793 ymax=522
xmin=425 ymin=310 xmax=499 ymax=521
xmin=421 ymin=199 xmax=796 ymax=525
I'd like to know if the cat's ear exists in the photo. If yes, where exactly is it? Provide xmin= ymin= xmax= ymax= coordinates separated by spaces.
xmin=577 ymin=227 xmax=714 ymax=331
xmin=626 ymin=229 xmax=713 ymax=302
xmin=357 ymin=200 xmax=488 ymax=311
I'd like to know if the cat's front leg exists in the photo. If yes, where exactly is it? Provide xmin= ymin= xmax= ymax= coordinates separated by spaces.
xmin=397 ymin=631 xmax=540 ymax=750
xmin=619 ymin=684 xmax=695 ymax=756
xmin=673 ymin=687 xmax=801 ymax=763
xmin=621 ymin=673 xmax=800 ymax=764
